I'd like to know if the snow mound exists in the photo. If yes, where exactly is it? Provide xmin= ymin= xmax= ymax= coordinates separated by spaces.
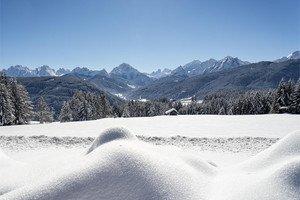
xmin=239 ymin=131 xmax=300 ymax=171
xmin=2 ymin=129 xmax=216 ymax=200
xmin=210 ymin=132 xmax=300 ymax=200
xmin=86 ymin=127 xmax=136 ymax=154
xmin=1 ymin=130 xmax=299 ymax=200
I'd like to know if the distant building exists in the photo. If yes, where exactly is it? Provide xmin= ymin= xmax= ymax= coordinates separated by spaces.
xmin=165 ymin=108 xmax=178 ymax=116
xmin=279 ymin=106 xmax=289 ymax=113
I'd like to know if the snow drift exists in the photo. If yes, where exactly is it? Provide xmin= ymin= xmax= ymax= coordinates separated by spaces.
xmin=1 ymin=129 xmax=299 ymax=200
xmin=210 ymin=131 xmax=300 ymax=200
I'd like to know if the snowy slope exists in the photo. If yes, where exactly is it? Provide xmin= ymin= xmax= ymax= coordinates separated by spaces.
xmin=0 ymin=128 xmax=299 ymax=200
xmin=1 ymin=114 xmax=299 ymax=138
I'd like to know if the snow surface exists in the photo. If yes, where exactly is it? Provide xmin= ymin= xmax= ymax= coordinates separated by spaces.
xmin=0 ymin=128 xmax=299 ymax=200
xmin=0 ymin=115 xmax=299 ymax=199
xmin=1 ymin=114 xmax=299 ymax=138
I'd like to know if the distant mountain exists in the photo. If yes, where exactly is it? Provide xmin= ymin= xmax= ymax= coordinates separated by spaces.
xmin=110 ymin=63 xmax=153 ymax=87
xmin=2 ymin=65 xmax=33 ymax=77
xmin=184 ymin=59 xmax=218 ymax=76
xmin=148 ymin=68 xmax=172 ymax=79
xmin=56 ymin=68 xmax=71 ymax=76
xmin=204 ymin=56 xmax=250 ymax=73
xmin=170 ymin=57 xmax=248 ymax=77
xmin=2 ymin=65 xmax=57 ymax=77
xmin=288 ymin=51 xmax=300 ymax=60
xmin=34 ymin=65 xmax=56 ymax=76
xmin=70 ymin=67 xmax=101 ymax=78
xmin=275 ymin=51 xmax=300 ymax=62
xmin=128 ymin=59 xmax=300 ymax=100
xmin=87 ymin=69 xmax=132 ymax=95
xmin=170 ymin=66 xmax=188 ymax=77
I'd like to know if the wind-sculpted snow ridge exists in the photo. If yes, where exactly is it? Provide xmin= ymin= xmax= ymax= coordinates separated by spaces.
xmin=0 ymin=129 xmax=299 ymax=200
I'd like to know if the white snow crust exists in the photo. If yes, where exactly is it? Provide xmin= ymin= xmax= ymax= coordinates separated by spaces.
xmin=0 ymin=128 xmax=299 ymax=200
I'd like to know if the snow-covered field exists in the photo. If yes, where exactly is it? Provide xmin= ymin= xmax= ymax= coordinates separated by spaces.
xmin=0 ymin=114 xmax=299 ymax=200
xmin=1 ymin=114 xmax=299 ymax=137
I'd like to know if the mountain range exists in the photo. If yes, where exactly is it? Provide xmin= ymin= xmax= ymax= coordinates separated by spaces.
xmin=2 ymin=51 xmax=299 ymax=101
xmin=129 ymin=59 xmax=300 ymax=99
xmin=1 ymin=55 xmax=252 ymax=79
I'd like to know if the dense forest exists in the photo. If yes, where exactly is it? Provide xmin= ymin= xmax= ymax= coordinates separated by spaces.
xmin=1 ymin=72 xmax=299 ymax=126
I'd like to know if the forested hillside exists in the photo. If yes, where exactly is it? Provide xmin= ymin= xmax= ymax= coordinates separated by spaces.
xmin=129 ymin=59 xmax=300 ymax=99
xmin=17 ymin=76 xmax=123 ymax=118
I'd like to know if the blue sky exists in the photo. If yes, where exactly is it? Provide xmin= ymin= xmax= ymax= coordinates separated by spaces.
xmin=1 ymin=0 xmax=299 ymax=72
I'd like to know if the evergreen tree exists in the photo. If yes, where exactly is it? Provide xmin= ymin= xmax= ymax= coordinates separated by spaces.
xmin=271 ymin=79 xmax=294 ymax=113
xmin=218 ymin=106 xmax=226 ymax=115
xmin=98 ymin=94 xmax=112 ymax=118
xmin=59 ymin=91 xmax=113 ymax=122
xmin=0 ymin=83 xmax=15 ymax=125
xmin=122 ymin=105 xmax=130 ymax=117
xmin=59 ymin=101 xmax=73 ymax=122
xmin=70 ymin=91 xmax=86 ymax=121
xmin=290 ymin=80 xmax=300 ymax=114
xmin=10 ymin=81 xmax=33 ymax=124
xmin=37 ymin=96 xmax=53 ymax=123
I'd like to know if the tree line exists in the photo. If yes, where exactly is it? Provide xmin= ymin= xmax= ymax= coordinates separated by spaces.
xmin=1 ymin=72 xmax=299 ymax=126
xmin=196 ymin=79 xmax=300 ymax=115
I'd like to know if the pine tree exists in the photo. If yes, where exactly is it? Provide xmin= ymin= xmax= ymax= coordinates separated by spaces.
xmin=37 ymin=96 xmax=53 ymax=123
xmin=290 ymin=80 xmax=300 ymax=114
xmin=59 ymin=101 xmax=73 ymax=122
xmin=92 ymin=94 xmax=112 ymax=119
xmin=122 ymin=105 xmax=130 ymax=118
xmin=218 ymin=106 xmax=226 ymax=115
xmin=99 ymin=94 xmax=112 ymax=118
xmin=70 ymin=91 xmax=86 ymax=121
xmin=59 ymin=91 xmax=113 ymax=122
xmin=0 ymin=83 xmax=15 ymax=125
xmin=271 ymin=79 xmax=294 ymax=113
xmin=10 ymin=81 xmax=33 ymax=124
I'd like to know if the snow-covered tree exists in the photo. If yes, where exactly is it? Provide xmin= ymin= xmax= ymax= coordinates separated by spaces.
xmin=290 ymin=80 xmax=300 ymax=114
xmin=98 ymin=94 xmax=112 ymax=118
xmin=218 ymin=106 xmax=226 ymax=115
xmin=0 ymin=83 xmax=15 ymax=125
xmin=121 ymin=105 xmax=130 ymax=118
xmin=59 ymin=101 xmax=73 ymax=122
xmin=271 ymin=79 xmax=294 ymax=113
xmin=37 ymin=96 xmax=53 ymax=123
xmin=59 ymin=91 xmax=113 ymax=122
xmin=10 ymin=81 xmax=33 ymax=124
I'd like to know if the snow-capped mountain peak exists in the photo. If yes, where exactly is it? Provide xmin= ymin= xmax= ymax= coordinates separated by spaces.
xmin=2 ymin=65 xmax=33 ymax=77
xmin=287 ymin=51 xmax=300 ymax=60
xmin=35 ymin=65 xmax=57 ymax=76
xmin=274 ymin=51 xmax=300 ymax=62
xmin=204 ymin=56 xmax=249 ymax=73
xmin=2 ymin=65 xmax=59 ymax=77
xmin=56 ymin=68 xmax=71 ymax=76
xmin=110 ymin=63 xmax=139 ymax=75
xmin=110 ymin=63 xmax=153 ymax=87
xmin=148 ymin=68 xmax=172 ymax=79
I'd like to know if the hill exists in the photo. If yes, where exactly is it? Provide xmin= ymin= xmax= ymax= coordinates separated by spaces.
xmin=16 ymin=76 xmax=123 ymax=118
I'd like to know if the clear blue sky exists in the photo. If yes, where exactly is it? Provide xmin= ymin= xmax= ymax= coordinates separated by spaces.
xmin=1 ymin=0 xmax=299 ymax=72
